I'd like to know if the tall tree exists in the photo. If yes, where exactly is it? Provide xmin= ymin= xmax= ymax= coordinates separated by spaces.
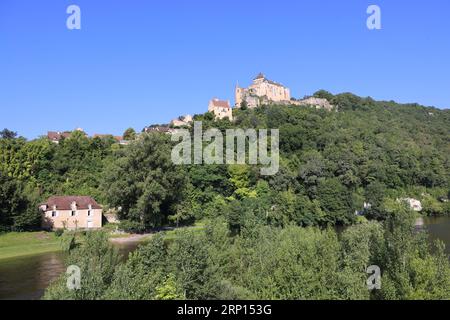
xmin=102 ymin=133 xmax=188 ymax=228
xmin=0 ymin=128 xmax=17 ymax=139
xmin=123 ymin=128 xmax=136 ymax=141
xmin=0 ymin=171 xmax=39 ymax=231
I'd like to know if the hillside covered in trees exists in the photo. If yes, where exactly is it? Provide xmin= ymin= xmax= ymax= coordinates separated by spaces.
xmin=1 ymin=91 xmax=449 ymax=232
xmin=2 ymin=91 xmax=450 ymax=300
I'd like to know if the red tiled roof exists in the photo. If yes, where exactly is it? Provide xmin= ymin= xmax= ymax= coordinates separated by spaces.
xmin=47 ymin=131 xmax=71 ymax=141
xmin=210 ymin=99 xmax=231 ymax=109
xmin=251 ymin=73 xmax=286 ymax=88
xmin=42 ymin=196 xmax=102 ymax=210
xmin=47 ymin=132 xmax=58 ymax=140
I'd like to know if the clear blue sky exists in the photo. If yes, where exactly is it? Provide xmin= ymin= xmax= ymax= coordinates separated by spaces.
xmin=1 ymin=0 xmax=449 ymax=139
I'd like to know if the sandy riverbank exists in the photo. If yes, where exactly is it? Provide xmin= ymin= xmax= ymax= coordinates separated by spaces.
xmin=108 ymin=233 xmax=153 ymax=244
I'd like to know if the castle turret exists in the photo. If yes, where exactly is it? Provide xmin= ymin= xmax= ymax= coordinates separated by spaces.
xmin=253 ymin=73 xmax=265 ymax=85
xmin=235 ymin=83 xmax=243 ymax=107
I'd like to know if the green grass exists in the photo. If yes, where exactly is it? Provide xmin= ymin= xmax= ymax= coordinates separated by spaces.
xmin=193 ymin=219 xmax=208 ymax=227
xmin=0 ymin=232 xmax=61 ymax=261
xmin=102 ymin=223 xmax=120 ymax=232
xmin=163 ymin=224 xmax=206 ymax=242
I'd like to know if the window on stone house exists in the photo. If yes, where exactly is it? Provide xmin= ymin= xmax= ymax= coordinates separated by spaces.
xmin=52 ymin=211 xmax=57 ymax=217
xmin=71 ymin=211 xmax=76 ymax=217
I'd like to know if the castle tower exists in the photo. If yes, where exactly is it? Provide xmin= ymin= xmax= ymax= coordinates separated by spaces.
xmin=253 ymin=72 xmax=265 ymax=85
xmin=235 ymin=82 xmax=243 ymax=107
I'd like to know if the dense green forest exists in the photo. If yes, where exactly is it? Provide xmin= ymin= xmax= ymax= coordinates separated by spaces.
xmin=1 ymin=91 xmax=449 ymax=232
xmin=1 ymin=91 xmax=450 ymax=300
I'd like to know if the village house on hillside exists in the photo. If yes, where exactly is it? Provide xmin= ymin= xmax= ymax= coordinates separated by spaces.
xmin=143 ymin=73 xmax=335 ymax=129
xmin=47 ymin=130 xmax=130 ymax=145
xmin=93 ymin=134 xmax=123 ymax=142
xmin=40 ymin=196 xmax=103 ymax=230
xmin=143 ymin=125 xmax=177 ymax=134
xmin=93 ymin=134 xmax=129 ymax=145
xmin=47 ymin=131 xmax=71 ymax=143
xmin=398 ymin=198 xmax=423 ymax=212
xmin=47 ymin=128 xmax=86 ymax=143
xmin=171 ymin=115 xmax=193 ymax=127
xmin=235 ymin=73 xmax=291 ymax=109
xmin=208 ymin=98 xmax=233 ymax=120
xmin=292 ymin=96 xmax=335 ymax=111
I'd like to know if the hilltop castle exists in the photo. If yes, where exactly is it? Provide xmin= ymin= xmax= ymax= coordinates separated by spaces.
xmin=182 ymin=73 xmax=334 ymax=123
xmin=235 ymin=73 xmax=291 ymax=109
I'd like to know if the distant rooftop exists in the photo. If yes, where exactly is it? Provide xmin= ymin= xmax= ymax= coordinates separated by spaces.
xmin=93 ymin=134 xmax=123 ymax=142
xmin=254 ymin=72 xmax=265 ymax=80
xmin=47 ymin=131 xmax=71 ymax=142
xmin=253 ymin=73 xmax=286 ymax=88
xmin=41 ymin=196 xmax=102 ymax=210
xmin=210 ymin=98 xmax=231 ymax=109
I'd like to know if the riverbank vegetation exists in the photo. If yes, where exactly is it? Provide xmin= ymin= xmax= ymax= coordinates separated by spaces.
xmin=43 ymin=207 xmax=450 ymax=300
xmin=0 ymin=226 xmax=152 ymax=261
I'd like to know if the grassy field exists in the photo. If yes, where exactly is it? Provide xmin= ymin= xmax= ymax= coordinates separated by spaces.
xmin=0 ymin=232 xmax=61 ymax=261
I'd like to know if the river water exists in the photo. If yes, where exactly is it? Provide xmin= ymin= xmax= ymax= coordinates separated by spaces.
xmin=1 ymin=217 xmax=449 ymax=300
xmin=422 ymin=216 xmax=450 ymax=255
xmin=0 ymin=241 xmax=141 ymax=300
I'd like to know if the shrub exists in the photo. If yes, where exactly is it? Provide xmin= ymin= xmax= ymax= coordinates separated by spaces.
xmin=60 ymin=232 xmax=77 ymax=252
xmin=54 ymin=228 xmax=64 ymax=237
xmin=119 ymin=220 xmax=145 ymax=234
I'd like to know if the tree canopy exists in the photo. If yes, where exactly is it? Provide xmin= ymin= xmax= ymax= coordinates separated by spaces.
xmin=1 ymin=92 xmax=449 ymax=231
